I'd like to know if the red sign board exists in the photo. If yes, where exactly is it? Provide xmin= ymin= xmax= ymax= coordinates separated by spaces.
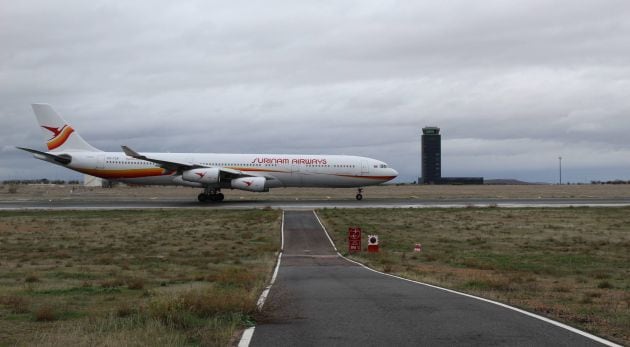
xmin=348 ymin=227 xmax=362 ymax=252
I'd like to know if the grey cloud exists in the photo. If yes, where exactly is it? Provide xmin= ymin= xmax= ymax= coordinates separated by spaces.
xmin=1 ymin=0 xmax=630 ymax=183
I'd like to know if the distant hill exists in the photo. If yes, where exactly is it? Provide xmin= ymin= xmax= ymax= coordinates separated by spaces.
xmin=484 ymin=179 xmax=541 ymax=185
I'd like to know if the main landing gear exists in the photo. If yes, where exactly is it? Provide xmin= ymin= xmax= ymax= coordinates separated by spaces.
xmin=356 ymin=187 xmax=364 ymax=201
xmin=198 ymin=188 xmax=224 ymax=202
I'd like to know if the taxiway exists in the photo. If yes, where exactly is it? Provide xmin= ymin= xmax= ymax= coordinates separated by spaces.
xmin=248 ymin=211 xmax=609 ymax=346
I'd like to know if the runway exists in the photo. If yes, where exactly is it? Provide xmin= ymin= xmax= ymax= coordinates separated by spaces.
xmin=1 ymin=197 xmax=630 ymax=210
xmin=248 ymin=211 xmax=608 ymax=346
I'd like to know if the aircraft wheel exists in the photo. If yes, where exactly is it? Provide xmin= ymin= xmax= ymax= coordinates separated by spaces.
xmin=356 ymin=194 xmax=363 ymax=201
xmin=198 ymin=193 xmax=208 ymax=202
xmin=217 ymin=193 xmax=225 ymax=202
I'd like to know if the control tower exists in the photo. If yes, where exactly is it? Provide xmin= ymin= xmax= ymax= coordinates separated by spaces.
xmin=421 ymin=127 xmax=441 ymax=184
xmin=419 ymin=126 xmax=484 ymax=185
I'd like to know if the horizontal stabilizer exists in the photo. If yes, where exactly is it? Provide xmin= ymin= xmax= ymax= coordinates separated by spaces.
xmin=16 ymin=147 xmax=72 ymax=165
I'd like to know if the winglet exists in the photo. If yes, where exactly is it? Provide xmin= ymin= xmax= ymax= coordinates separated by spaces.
xmin=120 ymin=145 xmax=178 ymax=171
xmin=121 ymin=145 xmax=141 ymax=158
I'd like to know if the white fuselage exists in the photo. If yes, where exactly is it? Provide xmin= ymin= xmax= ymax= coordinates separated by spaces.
xmin=57 ymin=152 xmax=398 ymax=189
xmin=23 ymin=103 xmax=398 ymax=194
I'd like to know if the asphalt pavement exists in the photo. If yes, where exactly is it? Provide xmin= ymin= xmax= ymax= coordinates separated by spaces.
xmin=249 ymin=210 xmax=609 ymax=347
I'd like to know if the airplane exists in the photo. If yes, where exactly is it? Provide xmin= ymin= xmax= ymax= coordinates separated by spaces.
xmin=18 ymin=104 xmax=398 ymax=202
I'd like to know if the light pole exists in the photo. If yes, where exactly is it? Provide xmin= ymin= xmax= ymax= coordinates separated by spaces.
xmin=558 ymin=156 xmax=562 ymax=185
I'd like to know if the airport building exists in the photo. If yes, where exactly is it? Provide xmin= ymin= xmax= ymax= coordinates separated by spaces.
xmin=83 ymin=174 xmax=113 ymax=188
xmin=420 ymin=127 xmax=484 ymax=185
xmin=83 ymin=174 xmax=102 ymax=187
xmin=421 ymin=127 xmax=441 ymax=184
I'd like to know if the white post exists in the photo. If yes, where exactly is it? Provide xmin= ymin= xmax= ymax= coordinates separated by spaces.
xmin=558 ymin=156 xmax=562 ymax=185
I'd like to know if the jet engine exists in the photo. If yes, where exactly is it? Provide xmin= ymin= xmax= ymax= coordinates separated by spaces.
xmin=231 ymin=177 xmax=267 ymax=192
xmin=182 ymin=168 xmax=220 ymax=184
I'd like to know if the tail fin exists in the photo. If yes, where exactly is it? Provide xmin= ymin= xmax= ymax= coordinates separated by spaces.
xmin=32 ymin=104 xmax=101 ymax=152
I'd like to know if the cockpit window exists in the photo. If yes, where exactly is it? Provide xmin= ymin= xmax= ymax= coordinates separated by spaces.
xmin=379 ymin=164 xmax=388 ymax=168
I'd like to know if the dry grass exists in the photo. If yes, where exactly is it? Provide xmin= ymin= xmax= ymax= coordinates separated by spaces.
xmin=0 ymin=209 xmax=281 ymax=346
xmin=34 ymin=305 xmax=57 ymax=322
xmin=27 ymin=315 xmax=189 ymax=346
xmin=126 ymin=277 xmax=145 ymax=290
xmin=318 ymin=207 xmax=630 ymax=345
xmin=0 ymin=295 xmax=30 ymax=314
xmin=6 ymin=185 xmax=18 ymax=194
xmin=3 ymin=183 xmax=630 ymax=202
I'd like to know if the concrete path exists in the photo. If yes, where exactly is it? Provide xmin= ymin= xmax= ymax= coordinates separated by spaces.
xmin=250 ymin=210 xmax=608 ymax=346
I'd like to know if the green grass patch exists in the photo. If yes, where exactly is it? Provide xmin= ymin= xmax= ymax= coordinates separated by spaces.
xmin=452 ymin=252 xmax=599 ymax=275
xmin=29 ymin=286 xmax=122 ymax=296
xmin=49 ymin=271 xmax=100 ymax=280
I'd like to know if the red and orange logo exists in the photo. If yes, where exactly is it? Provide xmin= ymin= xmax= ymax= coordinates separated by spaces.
xmin=42 ymin=125 xmax=74 ymax=150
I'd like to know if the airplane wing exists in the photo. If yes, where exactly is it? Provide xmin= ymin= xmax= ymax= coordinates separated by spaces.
xmin=121 ymin=146 xmax=272 ymax=180
xmin=121 ymin=146 xmax=200 ymax=171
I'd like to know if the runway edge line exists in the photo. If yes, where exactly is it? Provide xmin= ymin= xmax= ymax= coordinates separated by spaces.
xmin=238 ymin=210 xmax=285 ymax=347
xmin=312 ymin=210 xmax=621 ymax=347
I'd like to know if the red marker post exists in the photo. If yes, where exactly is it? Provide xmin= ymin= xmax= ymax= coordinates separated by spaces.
xmin=367 ymin=235 xmax=379 ymax=253
xmin=348 ymin=227 xmax=362 ymax=253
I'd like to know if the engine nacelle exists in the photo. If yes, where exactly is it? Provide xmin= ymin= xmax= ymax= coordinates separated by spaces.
xmin=182 ymin=168 xmax=220 ymax=184
xmin=231 ymin=177 xmax=267 ymax=192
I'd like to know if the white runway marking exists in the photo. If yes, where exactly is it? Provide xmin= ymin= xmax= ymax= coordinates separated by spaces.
xmin=238 ymin=211 xmax=285 ymax=347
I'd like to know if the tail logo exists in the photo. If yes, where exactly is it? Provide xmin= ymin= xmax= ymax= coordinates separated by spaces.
xmin=42 ymin=126 xmax=64 ymax=138
xmin=42 ymin=125 xmax=74 ymax=150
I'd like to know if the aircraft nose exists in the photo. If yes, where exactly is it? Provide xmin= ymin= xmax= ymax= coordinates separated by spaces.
xmin=390 ymin=168 xmax=399 ymax=177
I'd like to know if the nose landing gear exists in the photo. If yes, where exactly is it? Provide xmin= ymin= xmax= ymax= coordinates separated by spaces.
xmin=198 ymin=188 xmax=224 ymax=202
xmin=356 ymin=188 xmax=363 ymax=201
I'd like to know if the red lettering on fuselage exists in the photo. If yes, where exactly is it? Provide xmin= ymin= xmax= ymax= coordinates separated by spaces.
xmin=290 ymin=158 xmax=328 ymax=165
xmin=251 ymin=157 xmax=290 ymax=164
xmin=250 ymin=157 xmax=328 ymax=165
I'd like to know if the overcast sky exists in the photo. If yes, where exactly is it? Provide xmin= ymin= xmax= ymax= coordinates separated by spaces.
xmin=2 ymin=0 xmax=630 ymax=183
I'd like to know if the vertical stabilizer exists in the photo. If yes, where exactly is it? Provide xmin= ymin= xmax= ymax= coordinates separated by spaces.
xmin=31 ymin=104 xmax=101 ymax=152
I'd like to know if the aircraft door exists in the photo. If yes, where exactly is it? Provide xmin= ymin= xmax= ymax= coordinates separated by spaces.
xmin=96 ymin=154 xmax=105 ymax=169
xmin=361 ymin=160 xmax=369 ymax=174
